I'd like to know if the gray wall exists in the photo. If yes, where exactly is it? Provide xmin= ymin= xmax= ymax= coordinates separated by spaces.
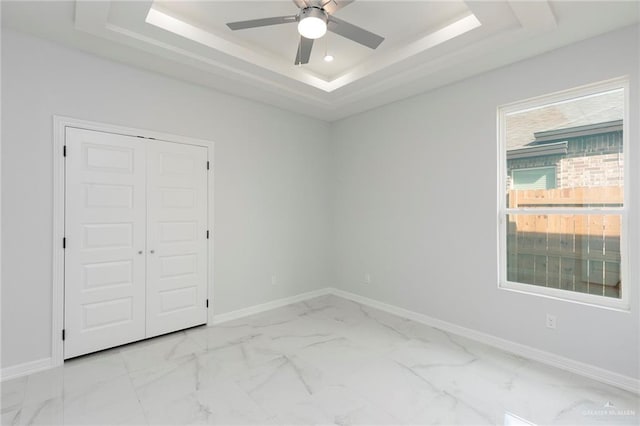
xmin=330 ymin=25 xmax=639 ymax=379
xmin=3 ymin=24 xmax=639 ymax=380
xmin=1 ymin=30 xmax=331 ymax=368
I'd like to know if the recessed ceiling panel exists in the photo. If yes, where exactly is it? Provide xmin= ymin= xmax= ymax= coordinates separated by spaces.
xmin=146 ymin=0 xmax=475 ymax=81
xmin=151 ymin=1 xmax=471 ymax=78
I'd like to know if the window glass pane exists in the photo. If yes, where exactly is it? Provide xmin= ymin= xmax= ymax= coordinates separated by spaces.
xmin=505 ymin=89 xmax=623 ymax=208
xmin=506 ymin=214 xmax=621 ymax=299
xmin=512 ymin=167 xmax=556 ymax=190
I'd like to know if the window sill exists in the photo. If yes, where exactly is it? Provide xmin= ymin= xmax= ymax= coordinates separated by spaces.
xmin=498 ymin=281 xmax=630 ymax=312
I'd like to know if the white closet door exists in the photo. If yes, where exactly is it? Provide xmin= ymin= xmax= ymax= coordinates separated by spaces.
xmin=64 ymin=128 xmax=147 ymax=359
xmin=146 ymin=141 xmax=208 ymax=337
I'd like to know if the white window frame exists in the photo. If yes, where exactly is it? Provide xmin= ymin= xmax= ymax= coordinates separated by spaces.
xmin=498 ymin=77 xmax=630 ymax=310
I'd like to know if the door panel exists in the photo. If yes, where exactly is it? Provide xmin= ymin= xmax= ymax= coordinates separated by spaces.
xmin=146 ymin=141 xmax=208 ymax=337
xmin=64 ymin=128 xmax=147 ymax=359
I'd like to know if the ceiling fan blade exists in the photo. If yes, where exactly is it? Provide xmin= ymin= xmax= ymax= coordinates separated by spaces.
xmin=327 ymin=16 xmax=384 ymax=49
xmin=322 ymin=0 xmax=355 ymax=15
xmin=292 ymin=0 xmax=309 ymax=8
xmin=227 ymin=15 xmax=297 ymax=31
xmin=295 ymin=36 xmax=314 ymax=65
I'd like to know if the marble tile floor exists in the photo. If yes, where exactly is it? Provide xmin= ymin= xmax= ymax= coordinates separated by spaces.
xmin=1 ymin=295 xmax=638 ymax=425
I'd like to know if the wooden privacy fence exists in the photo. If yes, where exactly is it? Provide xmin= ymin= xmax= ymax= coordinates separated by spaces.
xmin=507 ymin=186 xmax=622 ymax=296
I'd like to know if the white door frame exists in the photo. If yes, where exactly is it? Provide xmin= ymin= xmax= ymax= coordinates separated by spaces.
xmin=52 ymin=115 xmax=214 ymax=367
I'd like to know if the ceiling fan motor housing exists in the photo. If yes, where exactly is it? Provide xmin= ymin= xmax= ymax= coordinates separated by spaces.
xmin=297 ymin=6 xmax=328 ymax=24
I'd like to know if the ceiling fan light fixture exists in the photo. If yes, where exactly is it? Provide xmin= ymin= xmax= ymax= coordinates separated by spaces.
xmin=297 ymin=8 xmax=327 ymax=39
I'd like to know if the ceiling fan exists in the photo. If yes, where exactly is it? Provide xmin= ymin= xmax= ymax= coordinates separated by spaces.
xmin=226 ymin=0 xmax=384 ymax=65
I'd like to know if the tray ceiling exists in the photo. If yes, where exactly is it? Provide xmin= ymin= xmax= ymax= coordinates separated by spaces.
xmin=147 ymin=0 xmax=473 ymax=80
xmin=3 ymin=1 xmax=639 ymax=121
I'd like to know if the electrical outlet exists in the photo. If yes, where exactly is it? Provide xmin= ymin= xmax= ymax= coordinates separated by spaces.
xmin=546 ymin=314 xmax=557 ymax=329
xmin=271 ymin=274 xmax=278 ymax=286
xmin=364 ymin=273 xmax=371 ymax=284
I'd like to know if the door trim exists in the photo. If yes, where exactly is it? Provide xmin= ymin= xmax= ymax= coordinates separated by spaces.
xmin=52 ymin=115 xmax=215 ymax=367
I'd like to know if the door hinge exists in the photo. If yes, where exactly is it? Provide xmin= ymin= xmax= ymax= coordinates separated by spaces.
xmin=206 ymin=230 xmax=209 ymax=239
xmin=63 ymin=237 xmax=66 ymax=249
xmin=207 ymin=161 xmax=210 ymax=170
xmin=63 ymin=146 xmax=67 ymax=157
xmin=206 ymin=299 xmax=209 ymax=308
xmin=62 ymin=329 xmax=66 ymax=341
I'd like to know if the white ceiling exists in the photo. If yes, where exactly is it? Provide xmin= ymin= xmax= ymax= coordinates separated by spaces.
xmin=2 ymin=1 xmax=639 ymax=121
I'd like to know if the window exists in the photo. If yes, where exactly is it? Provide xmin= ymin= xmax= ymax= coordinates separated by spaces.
xmin=498 ymin=78 xmax=628 ymax=309
xmin=512 ymin=167 xmax=556 ymax=190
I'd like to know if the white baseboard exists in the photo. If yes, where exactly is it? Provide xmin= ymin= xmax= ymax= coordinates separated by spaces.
xmin=1 ymin=289 xmax=332 ymax=382
xmin=1 ymin=357 xmax=53 ymax=382
xmin=327 ymin=287 xmax=640 ymax=395
xmin=211 ymin=288 xmax=332 ymax=325
xmin=4 ymin=287 xmax=638 ymax=394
